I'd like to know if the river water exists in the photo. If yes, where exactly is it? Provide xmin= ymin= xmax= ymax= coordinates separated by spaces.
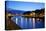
xmin=11 ymin=16 xmax=44 ymax=29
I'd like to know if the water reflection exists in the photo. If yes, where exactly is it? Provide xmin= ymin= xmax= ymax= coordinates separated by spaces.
xmin=35 ymin=18 xmax=44 ymax=28
xmin=11 ymin=16 xmax=44 ymax=29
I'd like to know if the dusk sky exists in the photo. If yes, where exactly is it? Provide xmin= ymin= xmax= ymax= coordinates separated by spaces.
xmin=6 ymin=1 xmax=45 ymax=11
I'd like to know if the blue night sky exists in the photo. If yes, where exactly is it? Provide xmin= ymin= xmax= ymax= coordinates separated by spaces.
xmin=6 ymin=1 xmax=45 ymax=11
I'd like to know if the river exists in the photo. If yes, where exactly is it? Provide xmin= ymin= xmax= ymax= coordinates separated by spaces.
xmin=11 ymin=16 xmax=44 ymax=29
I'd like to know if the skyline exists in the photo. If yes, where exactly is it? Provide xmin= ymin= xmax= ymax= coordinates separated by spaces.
xmin=6 ymin=1 xmax=45 ymax=11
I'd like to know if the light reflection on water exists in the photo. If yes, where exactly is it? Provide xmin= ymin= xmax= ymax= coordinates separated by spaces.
xmin=11 ymin=16 xmax=44 ymax=28
xmin=11 ymin=16 xmax=33 ymax=28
